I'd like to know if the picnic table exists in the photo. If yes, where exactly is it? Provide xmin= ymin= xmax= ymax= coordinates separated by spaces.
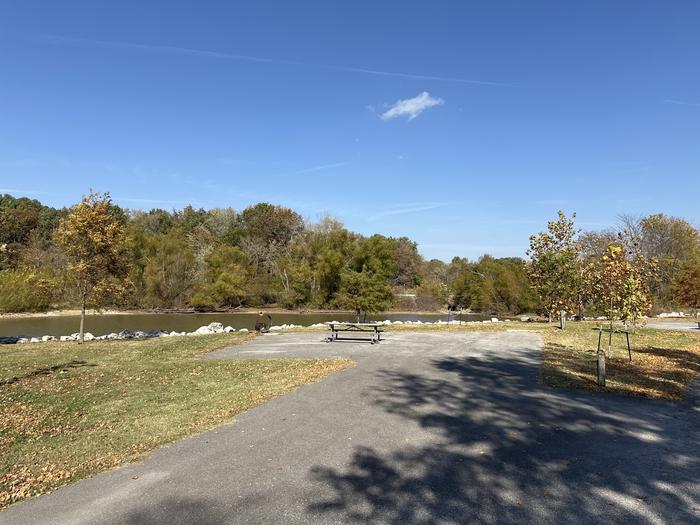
xmin=325 ymin=322 xmax=383 ymax=344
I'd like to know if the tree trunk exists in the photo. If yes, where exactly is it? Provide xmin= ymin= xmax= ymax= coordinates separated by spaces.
xmin=79 ymin=297 xmax=86 ymax=344
xmin=559 ymin=310 xmax=566 ymax=330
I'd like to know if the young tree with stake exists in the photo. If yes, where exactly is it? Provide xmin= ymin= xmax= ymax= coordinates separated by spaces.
xmin=526 ymin=211 xmax=582 ymax=328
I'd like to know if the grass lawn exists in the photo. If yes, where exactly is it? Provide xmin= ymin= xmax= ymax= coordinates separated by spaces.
xmin=0 ymin=333 xmax=351 ymax=509
xmin=541 ymin=322 xmax=700 ymax=400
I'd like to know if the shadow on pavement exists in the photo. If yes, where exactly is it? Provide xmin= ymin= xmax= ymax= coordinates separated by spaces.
xmin=308 ymin=351 xmax=700 ymax=524
xmin=123 ymin=496 xmax=235 ymax=525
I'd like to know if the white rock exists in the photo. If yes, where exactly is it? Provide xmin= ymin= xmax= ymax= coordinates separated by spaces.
xmin=17 ymin=337 xmax=29 ymax=344
xmin=60 ymin=335 xmax=74 ymax=342
xmin=224 ymin=326 xmax=235 ymax=333
xmin=30 ymin=337 xmax=41 ymax=343
xmin=207 ymin=322 xmax=225 ymax=333
xmin=194 ymin=326 xmax=213 ymax=335
xmin=41 ymin=335 xmax=55 ymax=342
xmin=491 ymin=318 xmax=499 ymax=323
xmin=169 ymin=331 xmax=180 ymax=337
xmin=83 ymin=332 xmax=95 ymax=341
xmin=239 ymin=328 xmax=249 ymax=333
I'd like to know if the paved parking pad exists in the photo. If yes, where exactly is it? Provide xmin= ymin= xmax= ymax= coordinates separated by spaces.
xmin=2 ymin=331 xmax=698 ymax=524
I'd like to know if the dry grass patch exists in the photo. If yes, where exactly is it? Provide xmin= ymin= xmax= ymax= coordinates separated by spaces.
xmin=0 ymin=334 xmax=351 ymax=509
xmin=542 ymin=323 xmax=700 ymax=400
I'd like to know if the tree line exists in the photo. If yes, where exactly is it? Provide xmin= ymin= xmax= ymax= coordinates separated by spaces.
xmin=1 ymin=192 xmax=698 ymax=322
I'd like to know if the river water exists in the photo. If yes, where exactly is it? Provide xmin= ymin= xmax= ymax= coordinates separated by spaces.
xmin=0 ymin=312 xmax=495 ymax=338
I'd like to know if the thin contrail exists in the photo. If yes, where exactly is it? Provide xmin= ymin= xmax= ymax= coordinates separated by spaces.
xmin=0 ymin=188 xmax=50 ymax=196
xmin=35 ymin=34 xmax=516 ymax=87
xmin=281 ymin=162 xmax=350 ymax=177
xmin=664 ymin=99 xmax=700 ymax=107
xmin=372 ymin=203 xmax=446 ymax=219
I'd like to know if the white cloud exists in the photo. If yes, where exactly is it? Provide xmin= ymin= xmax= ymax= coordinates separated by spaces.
xmin=381 ymin=92 xmax=444 ymax=121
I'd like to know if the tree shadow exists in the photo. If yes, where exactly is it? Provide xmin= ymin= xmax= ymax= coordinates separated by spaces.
xmin=308 ymin=351 xmax=700 ymax=524
xmin=123 ymin=496 xmax=235 ymax=524
xmin=543 ymin=340 xmax=700 ymax=399
xmin=0 ymin=359 xmax=95 ymax=386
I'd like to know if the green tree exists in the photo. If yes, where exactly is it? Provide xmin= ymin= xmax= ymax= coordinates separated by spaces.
xmin=336 ymin=270 xmax=393 ymax=321
xmin=276 ymin=257 xmax=315 ymax=308
xmin=351 ymin=235 xmax=397 ymax=279
xmin=0 ymin=269 xmax=59 ymax=312
xmin=142 ymin=230 xmax=196 ymax=307
xmin=393 ymin=237 xmax=422 ymax=286
xmin=55 ymin=192 xmax=129 ymax=342
xmin=190 ymin=245 xmax=249 ymax=309
xmin=526 ymin=211 xmax=582 ymax=325
xmin=621 ymin=214 xmax=699 ymax=306
xmin=674 ymin=252 xmax=700 ymax=318
xmin=0 ymin=194 xmax=62 ymax=270
xmin=588 ymin=239 xmax=656 ymax=329
xmin=238 ymin=203 xmax=304 ymax=246
xmin=450 ymin=256 xmax=536 ymax=314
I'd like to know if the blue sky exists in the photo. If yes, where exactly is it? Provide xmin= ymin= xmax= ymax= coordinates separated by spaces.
xmin=0 ymin=1 xmax=698 ymax=261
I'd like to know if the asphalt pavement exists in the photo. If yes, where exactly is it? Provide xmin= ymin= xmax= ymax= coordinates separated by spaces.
xmin=2 ymin=331 xmax=698 ymax=524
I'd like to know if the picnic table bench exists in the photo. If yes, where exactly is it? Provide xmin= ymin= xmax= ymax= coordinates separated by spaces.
xmin=325 ymin=322 xmax=383 ymax=344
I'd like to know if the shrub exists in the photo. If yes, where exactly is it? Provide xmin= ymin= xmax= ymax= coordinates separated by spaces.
xmin=0 ymin=269 xmax=59 ymax=312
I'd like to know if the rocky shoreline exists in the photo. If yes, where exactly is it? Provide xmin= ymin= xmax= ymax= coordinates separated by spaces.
xmin=0 ymin=318 xmax=506 ymax=345
xmin=1 ymin=312 xmax=694 ymax=345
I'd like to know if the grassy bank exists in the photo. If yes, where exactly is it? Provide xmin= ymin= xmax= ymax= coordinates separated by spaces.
xmin=541 ymin=322 xmax=700 ymax=400
xmin=0 ymin=333 xmax=351 ymax=509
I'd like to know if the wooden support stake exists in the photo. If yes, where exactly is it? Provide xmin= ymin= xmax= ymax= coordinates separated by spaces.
xmin=597 ymin=349 xmax=606 ymax=387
